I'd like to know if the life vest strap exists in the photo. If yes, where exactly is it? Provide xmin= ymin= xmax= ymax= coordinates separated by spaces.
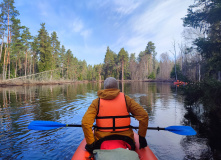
xmin=96 ymin=115 xmax=131 ymax=119
xmin=95 ymin=125 xmax=131 ymax=130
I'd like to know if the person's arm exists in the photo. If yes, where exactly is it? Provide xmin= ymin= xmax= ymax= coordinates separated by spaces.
xmin=81 ymin=98 xmax=99 ymax=145
xmin=125 ymin=95 xmax=149 ymax=137
xmin=125 ymin=95 xmax=149 ymax=148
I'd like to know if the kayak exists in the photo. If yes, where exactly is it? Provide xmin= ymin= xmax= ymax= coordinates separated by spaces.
xmin=71 ymin=132 xmax=158 ymax=160
xmin=173 ymin=80 xmax=187 ymax=85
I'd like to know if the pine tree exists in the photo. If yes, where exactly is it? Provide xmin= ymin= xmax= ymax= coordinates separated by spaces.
xmin=21 ymin=27 xmax=32 ymax=77
xmin=60 ymin=45 xmax=66 ymax=78
xmin=118 ymin=48 xmax=129 ymax=81
xmin=87 ymin=64 xmax=93 ymax=81
xmin=10 ymin=16 xmax=22 ymax=77
xmin=145 ymin=41 xmax=156 ymax=77
xmin=0 ymin=0 xmax=19 ymax=79
xmin=37 ymin=23 xmax=52 ymax=72
xmin=103 ymin=46 xmax=117 ymax=78
xmin=31 ymin=36 xmax=39 ymax=74
xmin=0 ymin=11 xmax=5 ymax=61
xmin=51 ymin=31 xmax=60 ymax=69
xmin=65 ymin=49 xmax=73 ymax=79
xmin=81 ymin=60 xmax=87 ymax=80
xmin=94 ymin=63 xmax=103 ymax=81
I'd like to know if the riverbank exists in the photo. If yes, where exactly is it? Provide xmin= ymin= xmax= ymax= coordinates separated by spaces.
xmin=0 ymin=79 xmax=85 ymax=87
xmin=0 ymin=79 xmax=174 ymax=87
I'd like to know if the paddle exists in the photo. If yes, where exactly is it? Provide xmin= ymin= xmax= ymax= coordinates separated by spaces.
xmin=28 ymin=121 xmax=196 ymax=136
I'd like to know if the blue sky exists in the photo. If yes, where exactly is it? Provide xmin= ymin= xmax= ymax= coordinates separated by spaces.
xmin=11 ymin=0 xmax=192 ymax=65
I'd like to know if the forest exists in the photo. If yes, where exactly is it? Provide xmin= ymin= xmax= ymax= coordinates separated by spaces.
xmin=0 ymin=0 xmax=220 ymax=83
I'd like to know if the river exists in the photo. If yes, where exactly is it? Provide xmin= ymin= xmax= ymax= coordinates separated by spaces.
xmin=0 ymin=82 xmax=214 ymax=159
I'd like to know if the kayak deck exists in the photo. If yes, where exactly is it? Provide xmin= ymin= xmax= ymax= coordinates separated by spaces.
xmin=72 ymin=132 xmax=157 ymax=160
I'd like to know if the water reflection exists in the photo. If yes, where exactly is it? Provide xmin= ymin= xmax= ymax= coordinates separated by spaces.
xmin=0 ymin=84 xmax=98 ymax=159
xmin=182 ymin=102 xmax=221 ymax=160
xmin=0 ymin=82 xmax=215 ymax=159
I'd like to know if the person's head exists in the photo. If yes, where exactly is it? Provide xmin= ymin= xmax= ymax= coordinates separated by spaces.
xmin=104 ymin=77 xmax=118 ymax=89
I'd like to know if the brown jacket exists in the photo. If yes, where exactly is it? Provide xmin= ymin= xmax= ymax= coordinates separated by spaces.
xmin=82 ymin=89 xmax=149 ymax=145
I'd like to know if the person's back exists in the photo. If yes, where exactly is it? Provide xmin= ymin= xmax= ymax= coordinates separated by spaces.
xmin=82 ymin=77 xmax=149 ymax=153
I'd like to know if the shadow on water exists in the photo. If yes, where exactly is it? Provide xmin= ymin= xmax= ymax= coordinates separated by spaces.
xmin=171 ymin=83 xmax=221 ymax=160
xmin=181 ymin=103 xmax=221 ymax=160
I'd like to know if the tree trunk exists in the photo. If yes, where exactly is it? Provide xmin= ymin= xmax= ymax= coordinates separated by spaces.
xmin=3 ymin=46 xmax=7 ymax=80
xmin=27 ymin=57 xmax=29 ymax=75
xmin=15 ymin=59 xmax=17 ymax=78
xmin=32 ymin=53 xmax=35 ymax=75
xmin=61 ymin=66 xmax=63 ymax=79
xmin=30 ymin=56 xmax=32 ymax=75
xmin=99 ymin=72 xmax=101 ymax=82
xmin=67 ymin=58 xmax=69 ymax=79
xmin=198 ymin=54 xmax=201 ymax=82
xmin=8 ymin=53 xmax=10 ymax=79
xmin=121 ymin=60 xmax=124 ymax=81
xmin=173 ymin=43 xmax=177 ymax=80
xmin=25 ymin=50 xmax=27 ymax=77
xmin=50 ymin=71 xmax=52 ymax=81
xmin=5 ymin=51 xmax=8 ymax=79
xmin=18 ymin=57 xmax=21 ymax=76
xmin=23 ymin=60 xmax=25 ymax=77
xmin=7 ymin=6 xmax=10 ymax=79
xmin=8 ymin=31 xmax=11 ymax=79
xmin=0 ymin=30 xmax=5 ymax=61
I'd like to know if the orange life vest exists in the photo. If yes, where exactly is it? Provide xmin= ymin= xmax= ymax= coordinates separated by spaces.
xmin=96 ymin=92 xmax=131 ymax=132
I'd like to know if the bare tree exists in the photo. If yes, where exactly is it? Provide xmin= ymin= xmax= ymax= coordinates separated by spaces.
xmin=170 ymin=40 xmax=178 ymax=80
xmin=157 ymin=52 xmax=173 ymax=80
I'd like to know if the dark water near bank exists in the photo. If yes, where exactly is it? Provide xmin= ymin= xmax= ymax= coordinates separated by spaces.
xmin=0 ymin=82 xmax=216 ymax=160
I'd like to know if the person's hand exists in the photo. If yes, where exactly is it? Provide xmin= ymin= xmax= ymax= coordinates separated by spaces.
xmin=85 ymin=142 xmax=95 ymax=153
xmin=139 ymin=135 xmax=147 ymax=149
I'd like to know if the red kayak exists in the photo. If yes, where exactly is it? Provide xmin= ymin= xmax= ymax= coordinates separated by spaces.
xmin=72 ymin=132 xmax=158 ymax=160
xmin=173 ymin=80 xmax=187 ymax=86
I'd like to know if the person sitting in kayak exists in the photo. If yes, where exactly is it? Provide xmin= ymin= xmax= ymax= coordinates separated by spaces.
xmin=82 ymin=77 xmax=149 ymax=153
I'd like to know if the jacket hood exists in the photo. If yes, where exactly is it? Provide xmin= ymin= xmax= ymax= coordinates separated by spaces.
xmin=97 ymin=89 xmax=120 ymax=100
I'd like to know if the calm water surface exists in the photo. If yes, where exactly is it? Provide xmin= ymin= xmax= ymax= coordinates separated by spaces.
xmin=0 ymin=82 xmax=212 ymax=159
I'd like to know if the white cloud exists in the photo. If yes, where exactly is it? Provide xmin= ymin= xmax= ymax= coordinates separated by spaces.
xmin=114 ymin=0 xmax=141 ymax=15
xmin=115 ymin=0 xmax=193 ymax=59
xmin=37 ymin=1 xmax=51 ymax=17
xmin=125 ymin=36 xmax=147 ymax=52
xmin=82 ymin=0 xmax=193 ymax=63
xmin=69 ymin=17 xmax=92 ymax=42
xmin=80 ymin=29 xmax=92 ymax=40
xmin=72 ymin=19 xmax=84 ymax=33
xmin=131 ymin=1 xmax=177 ymax=35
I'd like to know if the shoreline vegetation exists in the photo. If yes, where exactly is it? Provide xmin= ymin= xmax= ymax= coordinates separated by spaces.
xmin=0 ymin=79 xmax=174 ymax=87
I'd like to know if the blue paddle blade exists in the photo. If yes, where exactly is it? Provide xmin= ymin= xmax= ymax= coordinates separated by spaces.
xmin=165 ymin=126 xmax=196 ymax=135
xmin=28 ymin=121 xmax=66 ymax=130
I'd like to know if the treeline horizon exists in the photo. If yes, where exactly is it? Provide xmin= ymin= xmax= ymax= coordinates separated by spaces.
xmin=0 ymin=0 xmax=220 ymax=82
xmin=0 ymin=0 xmax=175 ymax=82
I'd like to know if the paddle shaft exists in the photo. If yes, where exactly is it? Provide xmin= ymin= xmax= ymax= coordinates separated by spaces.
xmin=67 ymin=124 xmax=82 ymax=127
xmin=134 ymin=127 xmax=165 ymax=131
xmin=67 ymin=124 xmax=165 ymax=130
